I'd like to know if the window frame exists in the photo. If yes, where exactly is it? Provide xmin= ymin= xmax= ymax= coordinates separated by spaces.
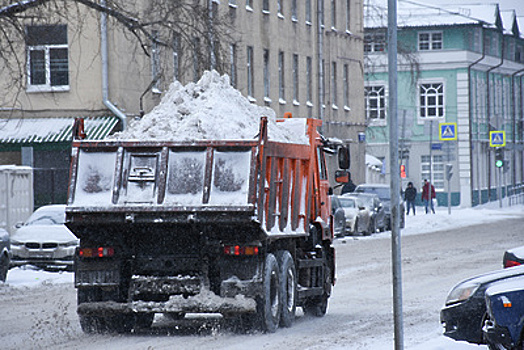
xmin=26 ymin=25 xmax=69 ymax=92
xmin=418 ymin=81 xmax=445 ymax=119
xmin=365 ymin=84 xmax=387 ymax=122
xmin=418 ymin=31 xmax=443 ymax=51
xmin=421 ymin=155 xmax=444 ymax=191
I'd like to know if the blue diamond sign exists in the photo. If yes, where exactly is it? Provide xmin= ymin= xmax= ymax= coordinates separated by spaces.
xmin=439 ymin=122 xmax=457 ymax=141
xmin=490 ymin=131 xmax=506 ymax=147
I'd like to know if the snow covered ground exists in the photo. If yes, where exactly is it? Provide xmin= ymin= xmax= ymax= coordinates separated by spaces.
xmin=2 ymin=200 xmax=523 ymax=349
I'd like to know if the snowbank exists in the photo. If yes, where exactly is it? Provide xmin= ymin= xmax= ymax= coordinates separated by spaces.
xmin=112 ymin=70 xmax=308 ymax=144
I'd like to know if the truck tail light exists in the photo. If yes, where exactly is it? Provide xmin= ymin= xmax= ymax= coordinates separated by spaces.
xmin=223 ymin=245 xmax=259 ymax=256
xmin=504 ymin=260 xmax=521 ymax=268
xmin=79 ymin=247 xmax=115 ymax=258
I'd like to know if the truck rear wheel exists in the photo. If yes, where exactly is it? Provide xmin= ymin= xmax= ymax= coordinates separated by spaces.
xmin=276 ymin=250 xmax=296 ymax=327
xmin=258 ymin=253 xmax=281 ymax=333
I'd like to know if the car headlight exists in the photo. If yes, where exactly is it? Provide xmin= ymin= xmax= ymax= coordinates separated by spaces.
xmin=445 ymin=281 xmax=480 ymax=305
xmin=59 ymin=241 xmax=79 ymax=247
xmin=10 ymin=240 xmax=24 ymax=247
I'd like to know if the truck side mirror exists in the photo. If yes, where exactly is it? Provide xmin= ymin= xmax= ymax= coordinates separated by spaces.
xmin=335 ymin=170 xmax=350 ymax=183
xmin=338 ymin=146 xmax=350 ymax=170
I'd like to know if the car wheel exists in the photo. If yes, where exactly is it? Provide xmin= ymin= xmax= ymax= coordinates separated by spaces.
xmin=0 ymin=253 xmax=9 ymax=282
xmin=353 ymin=219 xmax=359 ymax=235
xmin=365 ymin=219 xmax=375 ymax=236
xmin=255 ymin=253 xmax=281 ymax=333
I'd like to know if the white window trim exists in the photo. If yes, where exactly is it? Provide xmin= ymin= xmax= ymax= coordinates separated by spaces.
xmin=26 ymin=44 xmax=70 ymax=92
xmin=417 ymin=79 xmax=446 ymax=123
xmin=364 ymin=81 xmax=388 ymax=126
xmin=418 ymin=31 xmax=443 ymax=51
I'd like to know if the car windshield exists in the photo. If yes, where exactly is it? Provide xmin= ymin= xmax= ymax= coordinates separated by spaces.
xmin=356 ymin=187 xmax=390 ymax=201
xmin=356 ymin=196 xmax=373 ymax=207
xmin=26 ymin=208 xmax=65 ymax=226
xmin=339 ymin=197 xmax=356 ymax=208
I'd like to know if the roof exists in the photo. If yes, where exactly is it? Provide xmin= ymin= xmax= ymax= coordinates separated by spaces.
xmin=0 ymin=116 xmax=119 ymax=144
xmin=364 ymin=0 xmax=522 ymax=36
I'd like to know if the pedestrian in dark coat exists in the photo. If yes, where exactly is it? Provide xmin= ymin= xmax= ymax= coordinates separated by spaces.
xmin=404 ymin=182 xmax=417 ymax=215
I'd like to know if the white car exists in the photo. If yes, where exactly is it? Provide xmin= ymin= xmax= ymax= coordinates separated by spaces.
xmin=336 ymin=196 xmax=372 ymax=236
xmin=10 ymin=205 xmax=79 ymax=271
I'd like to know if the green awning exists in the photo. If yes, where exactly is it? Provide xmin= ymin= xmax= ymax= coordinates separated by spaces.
xmin=0 ymin=116 xmax=120 ymax=144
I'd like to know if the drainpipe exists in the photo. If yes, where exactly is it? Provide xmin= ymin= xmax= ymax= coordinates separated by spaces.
xmin=485 ymin=34 xmax=504 ymax=201
xmin=101 ymin=0 xmax=127 ymax=130
xmin=317 ymin=0 xmax=324 ymax=126
xmin=468 ymin=26 xmax=486 ymax=206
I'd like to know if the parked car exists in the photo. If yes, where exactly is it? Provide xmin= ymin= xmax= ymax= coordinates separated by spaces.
xmin=483 ymin=276 xmax=524 ymax=350
xmin=354 ymin=184 xmax=405 ymax=230
xmin=10 ymin=205 xmax=79 ymax=271
xmin=347 ymin=192 xmax=386 ymax=233
xmin=331 ymin=195 xmax=347 ymax=238
xmin=441 ymin=265 xmax=524 ymax=345
xmin=336 ymin=195 xmax=371 ymax=236
xmin=0 ymin=228 xmax=11 ymax=282
xmin=503 ymin=245 xmax=524 ymax=268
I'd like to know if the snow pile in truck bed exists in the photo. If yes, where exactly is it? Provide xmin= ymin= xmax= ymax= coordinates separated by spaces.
xmin=112 ymin=70 xmax=309 ymax=144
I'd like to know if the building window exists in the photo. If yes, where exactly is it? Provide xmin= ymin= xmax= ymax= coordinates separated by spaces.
xmin=331 ymin=0 xmax=336 ymax=30
xmin=320 ymin=0 xmax=325 ymax=28
xmin=246 ymin=0 xmax=253 ymax=10
xmin=346 ymin=0 xmax=351 ymax=32
xmin=263 ymin=0 xmax=269 ymax=13
xmin=264 ymin=49 xmax=270 ymax=101
xmin=151 ymin=30 xmax=161 ymax=94
xmin=365 ymin=85 xmax=386 ymax=120
xmin=230 ymin=43 xmax=237 ymax=88
xmin=306 ymin=0 xmax=312 ymax=24
xmin=343 ymin=64 xmax=349 ymax=109
xmin=247 ymin=46 xmax=254 ymax=98
xmin=418 ymin=31 xmax=443 ymax=51
xmin=193 ymin=37 xmax=200 ymax=82
xmin=173 ymin=33 xmax=180 ymax=81
xmin=421 ymin=155 xmax=444 ymax=190
xmin=293 ymin=54 xmax=299 ymax=103
xmin=279 ymin=51 xmax=285 ymax=102
xmin=278 ymin=0 xmax=284 ymax=18
xmin=331 ymin=61 xmax=337 ymax=108
xmin=26 ymin=25 xmax=69 ymax=91
xmin=419 ymin=82 xmax=444 ymax=118
xmin=364 ymin=31 xmax=386 ymax=52
xmin=291 ymin=0 xmax=297 ymax=22
xmin=306 ymin=56 xmax=313 ymax=105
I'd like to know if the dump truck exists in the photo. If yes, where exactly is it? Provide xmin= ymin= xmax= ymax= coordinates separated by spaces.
xmin=66 ymin=116 xmax=349 ymax=333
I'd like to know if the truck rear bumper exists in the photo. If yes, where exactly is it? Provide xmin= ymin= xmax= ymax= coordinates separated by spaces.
xmin=77 ymin=289 xmax=257 ymax=315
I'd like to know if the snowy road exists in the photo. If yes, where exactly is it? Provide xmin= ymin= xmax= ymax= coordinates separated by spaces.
xmin=1 ymin=205 xmax=523 ymax=349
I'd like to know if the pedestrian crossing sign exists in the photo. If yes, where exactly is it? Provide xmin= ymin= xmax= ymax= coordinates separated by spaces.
xmin=490 ymin=131 xmax=506 ymax=147
xmin=439 ymin=122 xmax=457 ymax=141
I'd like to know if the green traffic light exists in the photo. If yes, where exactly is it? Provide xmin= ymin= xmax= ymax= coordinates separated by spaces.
xmin=495 ymin=159 xmax=504 ymax=168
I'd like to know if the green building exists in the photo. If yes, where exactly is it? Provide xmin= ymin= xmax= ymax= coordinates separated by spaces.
xmin=364 ymin=0 xmax=524 ymax=207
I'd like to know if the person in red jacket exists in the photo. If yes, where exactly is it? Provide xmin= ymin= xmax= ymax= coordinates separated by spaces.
xmin=421 ymin=179 xmax=436 ymax=214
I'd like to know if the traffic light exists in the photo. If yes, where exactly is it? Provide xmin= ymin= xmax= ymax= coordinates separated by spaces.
xmin=495 ymin=148 xmax=504 ymax=168
xmin=400 ymin=164 xmax=406 ymax=178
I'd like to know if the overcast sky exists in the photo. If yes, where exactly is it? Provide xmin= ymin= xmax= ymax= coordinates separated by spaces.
xmin=407 ymin=0 xmax=524 ymax=15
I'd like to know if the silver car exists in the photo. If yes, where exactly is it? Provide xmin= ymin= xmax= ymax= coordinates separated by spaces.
xmin=10 ymin=205 xmax=78 ymax=271
xmin=336 ymin=195 xmax=372 ymax=236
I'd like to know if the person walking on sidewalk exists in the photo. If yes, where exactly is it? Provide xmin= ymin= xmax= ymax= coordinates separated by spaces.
xmin=421 ymin=179 xmax=436 ymax=214
xmin=404 ymin=182 xmax=417 ymax=215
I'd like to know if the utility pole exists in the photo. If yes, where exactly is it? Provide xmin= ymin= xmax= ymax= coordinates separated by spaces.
xmin=388 ymin=0 xmax=404 ymax=349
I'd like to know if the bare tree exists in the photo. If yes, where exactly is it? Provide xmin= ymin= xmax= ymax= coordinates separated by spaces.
xmin=0 ymin=0 xmax=234 ymax=110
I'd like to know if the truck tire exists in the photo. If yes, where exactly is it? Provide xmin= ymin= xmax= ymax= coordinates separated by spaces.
xmin=276 ymin=250 xmax=296 ymax=328
xmin=259 ymin=253 xmax=281 ymax=333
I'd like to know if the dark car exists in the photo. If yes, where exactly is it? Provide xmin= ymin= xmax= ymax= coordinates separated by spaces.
xmin=483 ymin=276 xmax=524 ymax=350
xmin=441 ymin=265 xmax=524 ymax=345
xmin=0 ymin=228 xmax=11 ymax=282
xmin=503 ymin=245 xmax=524 ymax=268
xmin=354 ymin=184 xmax=405 ymax=230
xmin=347 ymin=192 xmax=386 ymax=233
xmin=330 ymin=195 xmax=346 ymax=238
